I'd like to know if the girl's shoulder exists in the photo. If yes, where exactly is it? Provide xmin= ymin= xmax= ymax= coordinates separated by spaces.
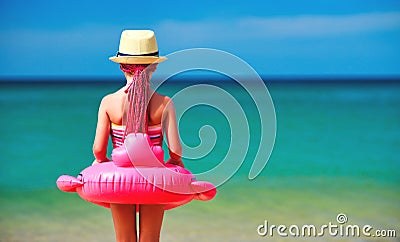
xmin=100 ymin=91 xmax=124 ymax=109
xmin=159 ymin=94 xmax=175 ymax=114
xmin=151 ymin=92 xmax=171 ymax=105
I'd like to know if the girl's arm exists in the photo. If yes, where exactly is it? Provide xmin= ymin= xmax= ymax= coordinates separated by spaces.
xmin=92 ymin=97 xmax=111 ymax=164
xmin=163 ymin=98 xmax=184 ymax=167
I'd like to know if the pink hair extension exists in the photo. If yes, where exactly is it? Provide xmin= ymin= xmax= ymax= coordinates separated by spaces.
xmin=121 ymin=64 xmax=156 ymax=136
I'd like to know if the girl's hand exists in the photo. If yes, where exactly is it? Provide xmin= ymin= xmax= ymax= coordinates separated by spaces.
xmin=92 ymin=158 xmax=110 ymax=165
xmin=166 ymin=159 xmax=184 ymax=168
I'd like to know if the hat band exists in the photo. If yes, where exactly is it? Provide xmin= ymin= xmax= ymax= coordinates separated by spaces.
xmin=116 ymin=51 xmax=159 ymax=57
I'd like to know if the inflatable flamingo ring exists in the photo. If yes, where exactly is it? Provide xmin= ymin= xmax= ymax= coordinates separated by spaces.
xmin=57 ymin=133 xmax=216 ymax=210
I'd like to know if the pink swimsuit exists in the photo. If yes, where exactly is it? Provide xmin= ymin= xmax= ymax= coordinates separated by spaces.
xmin=111 ymin=123 xmax=163 ymax=148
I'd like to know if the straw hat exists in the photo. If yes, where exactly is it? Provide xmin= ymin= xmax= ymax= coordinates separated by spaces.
xmin=109 ymin=30 xmax=167 ymax=64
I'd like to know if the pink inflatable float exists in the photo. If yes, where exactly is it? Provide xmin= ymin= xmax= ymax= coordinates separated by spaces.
xmin=57 ymin=133 xmax=217 ymax=210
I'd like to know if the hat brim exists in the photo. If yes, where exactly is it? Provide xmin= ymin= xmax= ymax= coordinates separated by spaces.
xmin=109 ymin=56 xmax=167 ymax=64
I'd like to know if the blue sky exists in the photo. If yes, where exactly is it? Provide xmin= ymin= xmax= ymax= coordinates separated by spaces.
xmin=1 ymin=0 xmax=400 ymax=78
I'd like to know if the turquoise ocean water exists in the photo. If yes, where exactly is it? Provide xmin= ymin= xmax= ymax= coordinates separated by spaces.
xmin=0 ymin=80 xmax=399 ymax=242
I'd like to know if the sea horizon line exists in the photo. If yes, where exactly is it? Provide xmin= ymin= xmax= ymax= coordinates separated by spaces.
xmin=1 ymin=75 xmax=400 ymax=85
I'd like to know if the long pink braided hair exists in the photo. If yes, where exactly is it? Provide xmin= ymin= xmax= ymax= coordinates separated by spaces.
xmin=120 ymin=63 xmax=157 ymax=137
